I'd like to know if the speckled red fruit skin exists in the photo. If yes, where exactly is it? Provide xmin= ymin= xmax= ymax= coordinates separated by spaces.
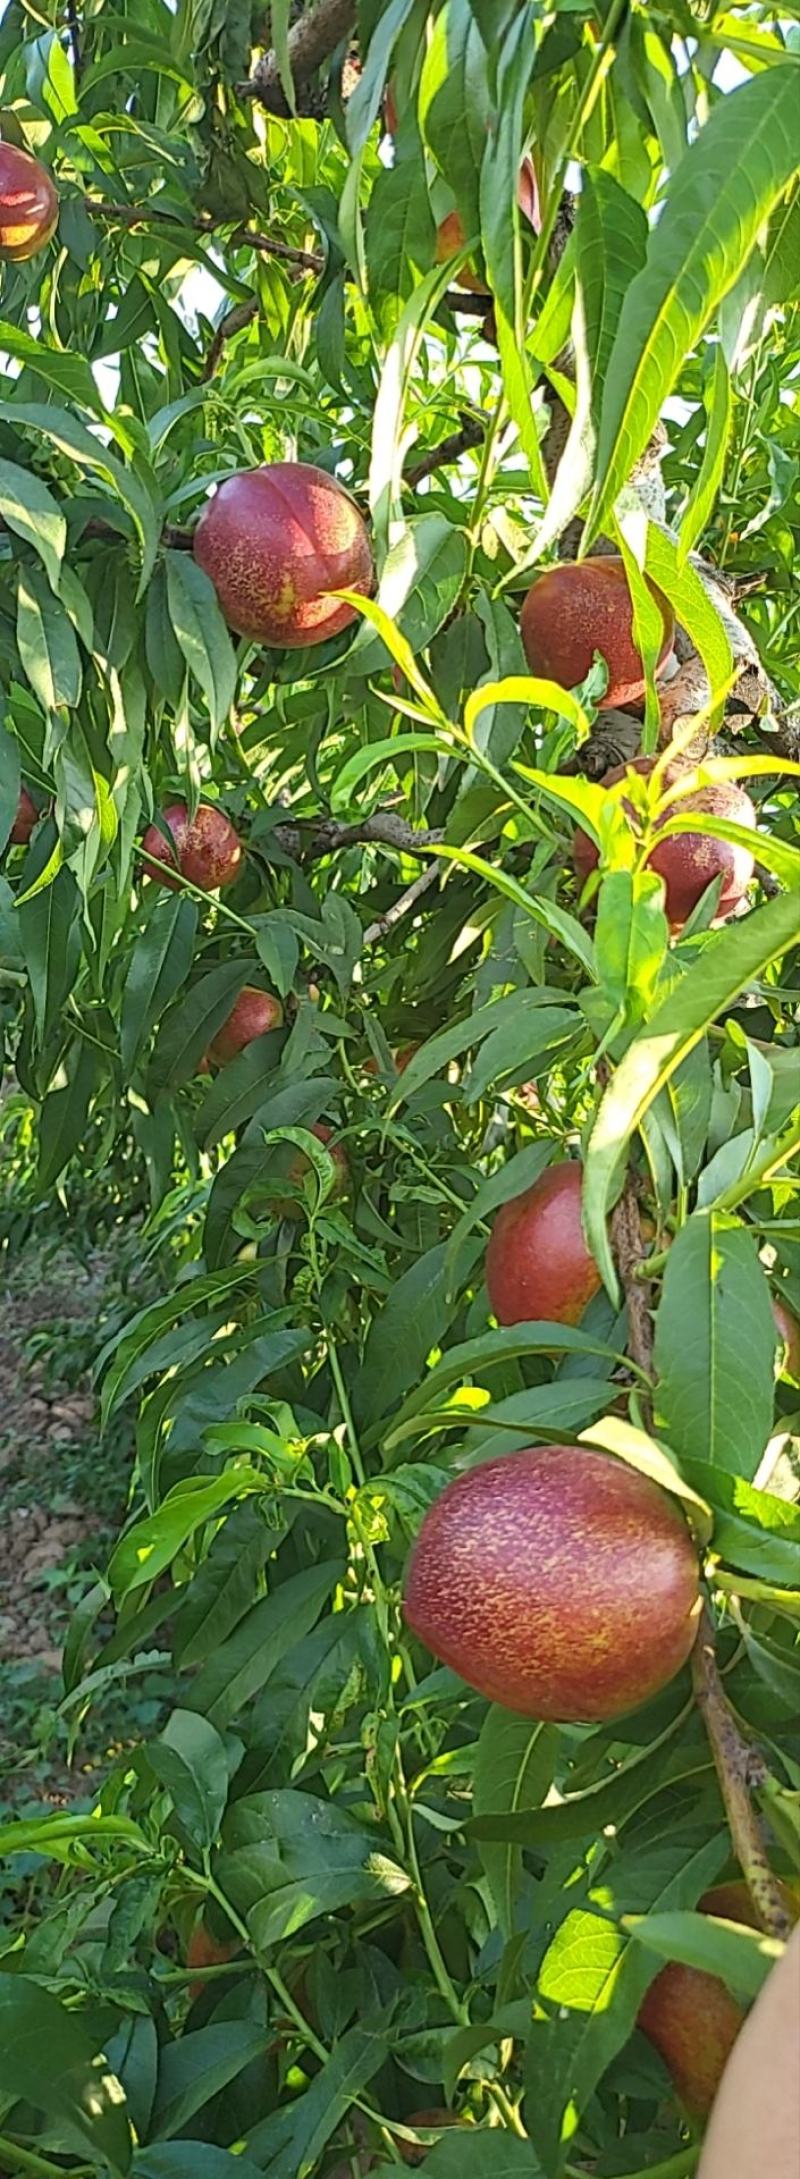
xmin=0 ymin=142 xmax=58 ymax=262
xmin=773 ymin=1294 xmax=800 ymax=1381
xmin=193 ymin=462 xmax=374 ymax=647
xmin=486 ymin=1160 xmax=600 ymax=1327
xmin=520 ymin=557 xmax=674 ymax=708
xmin=637 ymin=1883 xmax=798 ymax=2118
xmin=208 ymin=986 xmax=284 ymax=1065
xmin=403 ymin=1444 xmax=701 ymax=1722
xmin=9 ymin=786 xmax=38 ymax=845
xmin=574 ymin=757 xmax=756 ymax=927
xmin=141 ymin=802 xmax=243 ymax=892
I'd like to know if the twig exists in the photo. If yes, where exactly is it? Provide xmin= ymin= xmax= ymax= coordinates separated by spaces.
xmin=439 ymin=289 xmax=489 ymax=317
xmin=406 ymin=413 xmax=485 ymax=487
xmin=273 ymin=812 xmax=444 ymax=861
xmin=363 ymin=861 xmax=442 ymax=944
xmin=203 ymin=299 xmax=258 ymax=379
xmin=610 ymin=1180 xmax=654 ymax=1379
xmin=242 ymin=0 xmax=357 ymax=112
xmin=691 ymin=1605 xmax=792 ymax=1940
xmin=85 ymin=198 xmax=324 ymax=272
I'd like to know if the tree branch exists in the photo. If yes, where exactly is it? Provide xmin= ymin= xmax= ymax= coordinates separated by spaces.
xmin=691 ymin=1606 xmax=792 ymax=1941
xmin=203 ymin=299 xmax=258 ymax=379
xmin=86 ymin=198 xmax=324 ymax=272
xmin=242 ymin=0 xmax=357 ymax=112
xmin=363 ymin=861 xmax=442 ymax=945
xmin=610 ymin=1180 xmax=654 ymax=1378
xmin=272 ymin=812 xmax=444 ymax=861
xmin=406 ymin=413 xmax=485 ymax=488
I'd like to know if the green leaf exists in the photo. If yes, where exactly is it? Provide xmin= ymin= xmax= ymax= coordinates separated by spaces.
xmin=470 ymin=1728 xmax=713 ymax=1846
xmin=107 ymin=1470 xmax=268 ymax=1601
xmin=419 ymin=0 xmax=490 ymax=238
xmin=185 ymin=1562 xmax=343 ymax=1730
xmin=0 ymin=401 xmax=160 ymax=591
xmin=121 ymin=896 xmax=198 ymax=1075
xmin=164 ymin=551 xmax=237 ymax=734
xmin=246 ymin=2018 xmax=391 ymax=2179
xmin=624 ymin=1909 xmax=783 ymax=2001
xmin=593 ymin=868 xmax=669 ymax=1020
xmin=18 ymin=864 xmax=80 ymax=1047
xmin=474 ymin=1713 xmax=558 ymax=1937
xmin=38 ymin=1043 xmax=100 ymax=1191
xmin=0 ymin=1974 xmax=131 ymax=2173
xmin=0 ymin=457 xmax=65 ymax=591
xmin=527 ymin=1836 xmax=728 ymax=2175
xmin=653 ymin=1214 xmax=777 ymax=1480
xmin=384 ymin=1324 xmax=627 ymax=1451
xmin=534 ymin=170 xmax=648 ymax=555
xmin=353 ymin=1238 xmax=480 ymax=1428
xmin=149 ymin=2024 xmax=267 ymax=2141
xmin=353 ymin=514 xmax=468 ymax=671
xmin=146 ymin=1709 xmax=231 ymax=1850
xmin=17 ymin=564 xmax=82 ymax=710
xmin=98 ymin=1262 xmax=256 ymax=1423
xmin=407 ymin=2140 xmax=542 ymax=2176
xmin=583 ymin=890 xmax=800 ymax=1303
xmin=684 ymin=1463 xmax=800 ymax=1587
xmin=217 ymin=1788 xmax=409 ymax=1948
xmin=642 ymin=524 xmax=734 ymax=722
xmin=197 ymin=1032 xmax=285 ymax=1149
xmin=270 ymin=0 xmax=295 ymax=112
xmin=589 ymin=65 xmax=800 ymax=538
xmin=465 ymin=1007 xmax=580 ymax=1104
xmin=679 ymin=345 xmax=733 ymax=564
xmin=147 ymin=963 xmax=250 ymax=1094
xmin=480 ymin=11 xmax=542 ymax=494
xmin=172 ymin=1500 xmax=272 ymax=1670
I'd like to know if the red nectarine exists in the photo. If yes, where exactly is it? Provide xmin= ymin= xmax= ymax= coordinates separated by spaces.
xmin=520 ymin=557 xmax=674 ymax=708
xmin=193 ymin=462 xmax=373 ymax=648
xmin=403 ymin=1444 xmax=701 ymax=1721
xmin=0 ymin=141 xmax=58 ymax=262
xmin=207 ymin=987 xmax=283 ymax=1065
xmin=573 ymin=757 xmax=756 ymax=927
xmin=141 ymin=802 xmax=243 ymax=892
xmin=486 ymin=1161 xmax=600 ymax=1328
xmin=9 ymin=786 xmax=39 ymax=845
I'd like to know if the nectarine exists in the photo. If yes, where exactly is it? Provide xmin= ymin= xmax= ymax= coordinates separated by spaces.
xmin=520 ymin=557 xmax=674 ymax=708
xmin=639 ymin=1882 xmax=798 ymax=2119
xmin=193 ymin=462 xmax=373 ymax=648
xmin=486 ymin=1161 xmax=600 ymax=1328
xmin=573 ymin=757 xmax=756 ymax=928
xmin=9 ymin=786 xmax=39 ymax=845
xmin=141 ymin=802 xmax=243 ymax=892
xmin=0 ymin=141 xmax=58 ymax=262
xmin=207 ymin=987 xmax=283 ymax=1065
xmin=772 ymin=1294 xmax=800 ymax=1382
xmin=403 ymin=1444 xmax=701 ymax=1721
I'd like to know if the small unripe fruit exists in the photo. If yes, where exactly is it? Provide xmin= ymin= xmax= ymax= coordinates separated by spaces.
xmin=520 ymin=557 xmax=674 ymax=708
xmin=193 ymin=462 xmax=374 ymax=648
xmin=773 ymin=1294 xmax=800 ymax=1381
xmin=403 ymin=1444 xmax=701 ymax=1721
xmin=207 ymin=987 xmax=283 ymax=1065
xmin=141 ymin=802 xmax=243 ymax=892
xmin=638 ymin=1882 xmax=799 ymax=2119
xmin=0 ymin=141 xmax=58 ymax=262
xmin=573 ymin=757 xmax=756 ymax=928
xmin=486 ymin=1161 xmax=600 ymax=1328
xmin=9 ymin=786 xmax=39 ymax=845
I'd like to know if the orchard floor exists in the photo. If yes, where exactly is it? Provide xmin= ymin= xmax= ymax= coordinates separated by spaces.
xmin=0 ymin=1232 xmax=161 ymax=1813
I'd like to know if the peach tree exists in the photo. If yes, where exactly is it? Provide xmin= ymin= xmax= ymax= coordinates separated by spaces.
xmin=0 ymin=4 xmax=799 ymax=2179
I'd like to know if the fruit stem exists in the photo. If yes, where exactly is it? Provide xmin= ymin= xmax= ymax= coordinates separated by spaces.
xmin=691 ymin=1606 xmax=792 ymax=1940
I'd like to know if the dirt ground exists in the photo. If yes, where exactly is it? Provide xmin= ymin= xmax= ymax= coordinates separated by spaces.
xmin=0 ymin=1252 xmax=114 ymax=1676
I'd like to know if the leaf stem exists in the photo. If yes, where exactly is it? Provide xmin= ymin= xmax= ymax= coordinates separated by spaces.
xmin=0 ymin=2140 xmax=93 ymax=2179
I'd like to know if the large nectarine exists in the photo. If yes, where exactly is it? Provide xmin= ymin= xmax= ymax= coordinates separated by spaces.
xmin=0 ymin=141 xmax=58 ymax=262
xmin=186 ymin=1916 xmax=239 ymax=2001
xmin=9 ymin=786 xmax=39 ymax=845
xmin=520 ymin=557 xmax=674 ymax=708
xmin=573 ymin=757 xmax=756 ymax=927
xmin=193 ymin=462 xmax=373 ymax=647
xmin=638 ymin=1882 xmax=798 ymax=2119
xmin=486 ymin=1161 xmax=600 ymax=1327
xmin=403 ymin=1444 xmax=701 ymax=1721
xmin=141 ymin=802 xmax=243 ymax=892
xmin=207 ymin=986 xmax=283 ymax=1065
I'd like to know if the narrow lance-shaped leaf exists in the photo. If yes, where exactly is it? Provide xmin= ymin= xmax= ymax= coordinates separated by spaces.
xmin=588 ymin=65 xmax=800 ymax=540
xmin=583 ymin=889 xmax=800 ymax=1303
